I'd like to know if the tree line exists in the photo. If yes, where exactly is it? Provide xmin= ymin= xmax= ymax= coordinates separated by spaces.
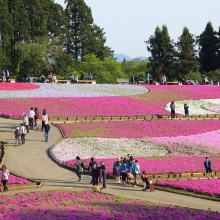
xmin=0 ymin=0 xmax=123 ymax=82
xmin=145 ymin=22 xmax=220 ymax=83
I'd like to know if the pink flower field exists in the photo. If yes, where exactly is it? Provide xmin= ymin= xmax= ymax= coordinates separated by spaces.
xmin=63 ymin=156 xmax=220 ymax=175
xmin=57 ymin=120 xmax=220 ymax=138
xmin=1 ymin=85 xmax=220 ymax=117
xmin=0 ymin=171 xmax=28 ymax=185
xmin=0 ymin=190 xmax=219 ymax=219
xmin=155 ymin=179 xmax=220 ymax=197
xmin=0 ymin=83 xmax=38 ymax=90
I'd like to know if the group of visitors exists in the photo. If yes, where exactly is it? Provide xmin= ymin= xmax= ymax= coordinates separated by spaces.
xmin=131 ymin=76 xmax=140 ymax=84
xmin=1 ymin=70 xmax=10 ymax=82
xmin=75 ymin=157 xmax=107 ymax=189
xmin=146 ymin=73 xmax=153 ymax=85
xmin=22 ymin=74 xmax=32 ymax=83
xmin=79 ymin=72 xmax=93 ymax=81
xmin=113 ymin=155 xmax=140 ymax=187
xmin=158 ymin=75 xmax=167 ymax=85
xmin=47 ymin=73 xmax=57 ymax=83
xmin=14 ymin=108 xmax=50 ymax=146
xmin=70 ymin=75 xmax=78 ymax=84
xmin=170 ymin=102 xmax=189 ymax=118
xmin=202 ymin=75 xmax=213 ymax=85
xmin=113 ymin=155 xmax=154 ymax=191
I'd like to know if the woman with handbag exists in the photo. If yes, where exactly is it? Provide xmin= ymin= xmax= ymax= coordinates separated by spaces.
xmin=1 ymin=165 xmax=9 ymax=192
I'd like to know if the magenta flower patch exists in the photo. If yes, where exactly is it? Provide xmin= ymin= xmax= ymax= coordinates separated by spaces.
xmin=156 ymin=179 xmax=220 ymax=196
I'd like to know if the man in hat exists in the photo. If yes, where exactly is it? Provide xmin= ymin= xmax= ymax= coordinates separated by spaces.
xmin=14 ymin=127 xmax=21 ymax=146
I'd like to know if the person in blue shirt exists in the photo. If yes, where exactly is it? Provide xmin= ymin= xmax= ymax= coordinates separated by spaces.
xmin=204 ymin=157 xmax=213 ymax=178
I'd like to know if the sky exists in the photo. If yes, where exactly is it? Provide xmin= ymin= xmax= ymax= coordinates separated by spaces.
xmin=55 ymin=0 xmax=220 ymax=58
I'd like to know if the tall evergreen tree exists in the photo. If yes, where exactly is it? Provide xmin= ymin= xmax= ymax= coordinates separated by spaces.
xmin=146 ymin=25 xmax=174 ymax=80
xmin=176 ymin=27 xmax=200 ymax=76
xmin=64 ymin=0 xmax=93 ymax=59
xmin=86 ymin=24 xmax=114 ymax=60
xmin=198 ymin=22 xmax=219 ymax=72
xmin=47 ymin=3 xmax=68 ymax=39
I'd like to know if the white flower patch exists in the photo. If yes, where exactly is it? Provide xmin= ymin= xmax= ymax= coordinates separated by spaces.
xmin=0 ymin=83 xmax=149 ymax=98
xmin=51 ymin=138 xmax=168 ymax=162
xmin=165 ymin=99 xmax=220 ymax=115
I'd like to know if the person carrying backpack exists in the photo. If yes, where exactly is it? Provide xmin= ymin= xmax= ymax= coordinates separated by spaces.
xmin=131 ymin=160 xmax=140 ymax=187
xmin=14 ymin=127 xmax=21 ymax=146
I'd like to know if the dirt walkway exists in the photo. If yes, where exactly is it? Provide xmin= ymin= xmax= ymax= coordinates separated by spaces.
xmin=1 ymin=117 xmax=219 ymax=211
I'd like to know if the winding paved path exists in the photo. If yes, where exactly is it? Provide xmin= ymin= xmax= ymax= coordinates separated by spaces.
xmin=1 ymin=117 xmax=219 ymax=211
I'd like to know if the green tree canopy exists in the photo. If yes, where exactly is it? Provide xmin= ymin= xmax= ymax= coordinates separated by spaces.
xmin=198 ymin=22 xmax=219 ymax=72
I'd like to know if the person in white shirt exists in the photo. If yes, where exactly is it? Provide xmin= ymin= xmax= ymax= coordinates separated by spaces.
xmin=162 ymin=75 xmax=167 ymax=85
xmin=52 ymin=74 xmax=57 ymax=83
xmin=1 ymin=165 xmax=9 ymax=192
xmin=19 ymin=123 xmax=27 ymax=144
xmin=23 ymin=113 xmax=29 ymax=133
xmin=28 ymin=107 xmax=35 ymax=130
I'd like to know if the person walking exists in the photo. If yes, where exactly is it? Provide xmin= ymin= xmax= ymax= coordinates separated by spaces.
xmin=41 ymin=110 xmax=48 ymax=131
xmin=88 ymin=157 xmax=96 ymax=184
xmin=6 ymin=70 xmax=9 ymax=82
xmin=44 ymin=122 xmax=50 ymax=142
xmin=170 ymin=101 xmax=175 ymax=118
xmin=127 ymin=155 xmax=135 ymax=172
xmin=113 ymin=158 xmax=121 ymax=182
xmin=19 ymin=123 xmax=27 ymax=144
xmin=119 ymin=159 xmax=127 ymax=184
xmin=34 ymin=107 xmax=40 ymax=129
xmin=75 ymin=156 xmax=83 ymax=182
xmin=204 ymin=157 xmax=214 ymax=178
xmin=184 ymin=103 xmax=189 ymax=116
xmin=1 ymin=165 xmax=9 ymax=192
xmin=99 ymin=161 xmax=107 ymax=189
xmin=131 ymin=160 xmax=140 ymax=187
xmin=14 ymin=127 xmax=21 ymax=146
xmin=23 ymin=113 xmax=29 ymax=133
xmin=92 ymin=163 xmax=100 ymax=186
xmin=1 ymin=70 xmax=6 ymax=82
xmin=28 ymin=107 xmax=35 ymax=130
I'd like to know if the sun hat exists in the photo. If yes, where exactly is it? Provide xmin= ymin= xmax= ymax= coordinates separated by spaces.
xmin=16 ymin=127 xmax=19 ymax=130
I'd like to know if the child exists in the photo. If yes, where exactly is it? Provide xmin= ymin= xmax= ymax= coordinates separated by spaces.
xmin=141 ymin=171 xmax=150 ymax=191
xmin=149 ymin=178 xmax=155 ymax=192
xmin=14 ymin=127 xmax=21 ymax=146
xmin=127 ymin=170 xmax=133 ymax=185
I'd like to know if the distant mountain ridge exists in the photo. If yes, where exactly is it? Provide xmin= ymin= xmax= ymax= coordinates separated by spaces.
xmin=114 ymin=54 xmax=148 ymax=62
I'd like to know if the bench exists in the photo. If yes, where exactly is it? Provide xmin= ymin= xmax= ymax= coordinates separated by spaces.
xmin=44 ymin=79 xmax=96 ymax=84
xmin=167 ymin=82 xmax=181 ymax=85
xmin=78 ymin=80 xmax=96 ymax=84
xmin=0 ymin=79 xmax=16 ymax=83
xmin=117 ymin=79 xmax=130 ymax=84
xmin=45 ymin=79 xmax=70 ymax=84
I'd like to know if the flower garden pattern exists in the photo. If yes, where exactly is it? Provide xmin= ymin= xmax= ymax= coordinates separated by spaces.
xmin=155 ymin=179 xmax=220 ymax=197
xmin=0 ymin=171 xmax=28 ymax=185
xmin=1 ymin=85 xmax=220 ymax=117
xmin=0 ymin=83 xmax=39 ymax=91
xmin=0 ymin=190 xmax=219 ymax=219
